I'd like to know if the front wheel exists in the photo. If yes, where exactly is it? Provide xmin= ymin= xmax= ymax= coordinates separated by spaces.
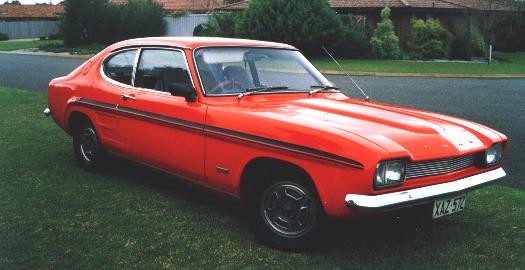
xmin=73 ymin=121 xmax=105 ymax=171
xmin=249 ymin=172 xmax=326 ymax=251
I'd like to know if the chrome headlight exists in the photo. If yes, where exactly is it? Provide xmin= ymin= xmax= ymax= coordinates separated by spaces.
xmin=485 ymin=143 xmax=503 ymax=166
xmin=374 ymin=160 xmax=407 ymax=189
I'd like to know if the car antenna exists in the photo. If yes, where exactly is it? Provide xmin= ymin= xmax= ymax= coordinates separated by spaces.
xmin=322 ymin=46 xmax=369 ymax=102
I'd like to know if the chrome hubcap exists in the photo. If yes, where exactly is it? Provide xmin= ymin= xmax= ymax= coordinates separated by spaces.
xmin=261 ymin=183 xmax=316 ymax=237
xmin=79 ymin=127 xmax=97 ymax=162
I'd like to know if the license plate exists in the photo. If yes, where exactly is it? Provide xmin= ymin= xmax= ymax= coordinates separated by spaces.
xmin=432 ymin=194 xmax=466 ymax=219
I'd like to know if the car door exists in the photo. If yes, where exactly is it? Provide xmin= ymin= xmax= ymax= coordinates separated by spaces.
xmin=97 ymin=48 xmax=138 ymax=154
xmin=118 ymin=47 xmax=207 ymax=181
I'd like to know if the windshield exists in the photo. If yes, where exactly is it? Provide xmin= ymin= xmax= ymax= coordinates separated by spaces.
xmin=194 ymin=47 xmax=332 ymax=95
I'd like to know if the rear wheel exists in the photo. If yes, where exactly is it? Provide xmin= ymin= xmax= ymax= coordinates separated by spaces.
xmin=73 ymin=120 xmax=105 ymax=171
xmin=248 ymin=170 xmax=325 ymax=251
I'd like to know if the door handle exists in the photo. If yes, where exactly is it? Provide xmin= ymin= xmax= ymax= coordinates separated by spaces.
xmin=121 ymin=94 xmax=136 ymax=101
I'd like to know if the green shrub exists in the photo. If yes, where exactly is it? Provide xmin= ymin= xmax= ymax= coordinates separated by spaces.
xmin=236 ymin=0 xmax=345 ymax=56
xmin=0 ymin=33 xmax=9 ymax=41
xmin=60 ymin=0 xmax=112 ymax=47
xmin=337 ymin=15 xmax=370 ymax=57
xmin=493 ymin=9 xmax=525 ymax=52
xmin=370 ymin=7 xmax=400 ymax=59
xmin=119 ymin=0 xmax=165 ymax=40
xmin=196 ymin=0 xmax=369 ymax=57
xmin=96 ymin=2 xmax=122 ymax=44
xmin=450 ymin=32 xmax=472 ymax=60
xmin=335 ymin=27 xmax=370 ymax=57
xmin=194 ymin=12 xmax=239 ymax=37
xmin=60 ymin=0 xmax=165 ymax=47
xmin=408 ymin=18 xmax=452 ymax=59
xmin=470 ymin=31 xmax=486 ymax=57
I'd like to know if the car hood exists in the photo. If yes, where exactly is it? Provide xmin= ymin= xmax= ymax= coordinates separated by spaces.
xmin=207 ymin=95 xmax=504 ymax=163
xmin=289 ymin=97 xmax=502 ymax=160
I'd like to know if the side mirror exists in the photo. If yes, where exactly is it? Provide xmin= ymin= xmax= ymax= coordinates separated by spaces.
xmin=168 ymin=83 xmax=197 ymax=102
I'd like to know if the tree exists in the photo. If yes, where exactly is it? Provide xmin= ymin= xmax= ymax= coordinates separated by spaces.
xmin=491 ymin=1 xmax=525 ymax=51
xmin=119 ymin=0 xmax=165 ymax=40
xmin=194 ymin=11 xmax=239 ymax=37
xmin=60 ymin=0 xmax=165 ymax=47
xmin=338 ymin=15 xmax=370 ymax=57
xmin=236 ymin=0 xmax=345 ymax=56
xmin=408 ymin=18 xmax=452 ymax=59
xmin=370 ymin=7 xmax=400 ymax=59
xmin=60 ymin=0 xmax=112 ymax=47
xmin=472 ymin=0 xmax=513 ymax=46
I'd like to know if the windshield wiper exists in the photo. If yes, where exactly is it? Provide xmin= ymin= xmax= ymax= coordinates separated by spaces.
xmin=308 ymin=85 xmax=341 ymax=95
xmin=237 ymin=86 xmax=289 ymax=99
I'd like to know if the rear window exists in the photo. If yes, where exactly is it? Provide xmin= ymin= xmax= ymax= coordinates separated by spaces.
xmin=103 ymin=49 xmax=137 ymax=85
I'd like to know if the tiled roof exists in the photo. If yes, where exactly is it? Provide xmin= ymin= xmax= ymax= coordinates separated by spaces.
xmin=217 ymin=0 xmax=464 ymax=10
xmin=401 ymin=0 xmax=464 ymax=9
xmin=443 ymin=0 xmax=484 ymax=8
xmin=110 ymin=0 xmax=225 ymax=12
xmin=444 ymin=0 xmax=513 ymax=10
xmin=0 ymin=4 xmax=63 ymax=19
xmin=329 ymin=0 xmax=406 ymax=8
xmin=216 ymin=0 xmax=249 ymax=10
xmin=217 ymin=0 xmax=512 ymax=11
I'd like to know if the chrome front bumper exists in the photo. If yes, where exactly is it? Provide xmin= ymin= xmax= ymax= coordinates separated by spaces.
xmin=345 ymin=168 xmax=506 ymax=211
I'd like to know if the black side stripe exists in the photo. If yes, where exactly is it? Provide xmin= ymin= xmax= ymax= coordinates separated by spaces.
xmin=76 ymin=98 xmax=205 ymax=131
xmin=116 ymin=105 xmax=205 ymax=130
xmin=205 ymin=126 xmax=363 ymax=168
xmin=74 ymin=98 xmax=364 ymax=169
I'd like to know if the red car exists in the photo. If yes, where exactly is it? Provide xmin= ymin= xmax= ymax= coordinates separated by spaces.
xmin=46 ymin=37 xmax=507 ymax=250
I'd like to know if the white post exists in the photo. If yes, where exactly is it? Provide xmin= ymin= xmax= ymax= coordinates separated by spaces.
xmin=488 ymin=45 xmax=493 ymax=64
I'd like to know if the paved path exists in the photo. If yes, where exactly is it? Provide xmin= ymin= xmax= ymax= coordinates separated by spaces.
xmin=1 ymin=54 xmax=523 ymax=188
xmin=0 ymin=53 xmax=85 ymax=92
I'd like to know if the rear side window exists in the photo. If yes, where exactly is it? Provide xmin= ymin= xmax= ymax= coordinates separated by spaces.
xmin=103 ymin=49 xmax=137 ymax=85
xmin=134 ymin=49 xmax=192 ymax=92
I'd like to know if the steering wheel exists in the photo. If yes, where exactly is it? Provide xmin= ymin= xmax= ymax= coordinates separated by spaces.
xmin=210 ymin=79 xmax=244 ymax=94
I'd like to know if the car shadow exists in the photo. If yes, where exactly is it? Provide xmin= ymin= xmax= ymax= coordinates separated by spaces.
xmin=100 ymin=155 xmax=246 ymax=220
xmin=94 ymin=154 xmax=456 ymax=254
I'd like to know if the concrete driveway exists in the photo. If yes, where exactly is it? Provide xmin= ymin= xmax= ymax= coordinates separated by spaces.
xmin=1 ymin=53 xmax=523 ymax=188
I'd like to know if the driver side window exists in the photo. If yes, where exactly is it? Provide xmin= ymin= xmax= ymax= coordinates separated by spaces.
xmin=195 ymin=55 xmax=254 ymax=95
xmin=134 ymin=49 xmax=192 ymax=93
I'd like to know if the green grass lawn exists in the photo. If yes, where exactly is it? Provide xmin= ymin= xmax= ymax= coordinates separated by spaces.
xmin=0 ymin=87 xmax=523 ymax=269
xmin=312 ymin=52 xmax=525 ymax=75
xmin=0 ymin=39 xmax=63 ymax=51
xmin=0 ymin=39 xmax=103 ymax=55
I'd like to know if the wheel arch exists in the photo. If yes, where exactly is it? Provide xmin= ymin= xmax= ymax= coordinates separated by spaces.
xmin=67 ymin=110 xmax=92 ymax=135
xmin=239 ymin=157 xmax=320 ymax=204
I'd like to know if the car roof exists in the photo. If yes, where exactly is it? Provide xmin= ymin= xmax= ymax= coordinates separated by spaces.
xmin=108 ymin=37 xmax=297 ymax=51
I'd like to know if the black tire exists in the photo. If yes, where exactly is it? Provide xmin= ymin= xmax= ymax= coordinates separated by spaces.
xmin=73 ymin=120 xmax=105 ymax=171
xmin=248 ymin=169 xmax=326 ymax=251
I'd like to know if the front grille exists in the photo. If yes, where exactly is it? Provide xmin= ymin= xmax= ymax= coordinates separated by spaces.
xmin=406 ymin=154 xmax=476 ymax=179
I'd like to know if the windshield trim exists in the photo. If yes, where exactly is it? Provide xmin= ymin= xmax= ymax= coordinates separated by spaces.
xmin=192 ymin=46 xmax=325 ymax=97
